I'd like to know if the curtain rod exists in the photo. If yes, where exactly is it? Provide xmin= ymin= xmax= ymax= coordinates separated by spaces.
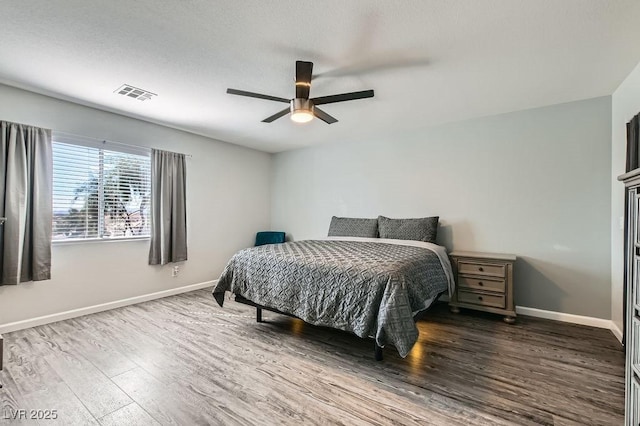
xmin=54 ymin=130 xmax=193 ymax=158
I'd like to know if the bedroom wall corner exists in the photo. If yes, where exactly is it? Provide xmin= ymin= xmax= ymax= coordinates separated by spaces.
xmin=611 ymin=59 xmax=640 ymax=337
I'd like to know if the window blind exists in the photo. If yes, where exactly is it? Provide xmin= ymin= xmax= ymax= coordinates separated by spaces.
xmin=52 ymin=141 xmax=151 ymax=241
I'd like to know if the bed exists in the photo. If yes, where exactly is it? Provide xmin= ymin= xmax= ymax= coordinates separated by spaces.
xmin=212 ymin=235 xmax=454 ymax=360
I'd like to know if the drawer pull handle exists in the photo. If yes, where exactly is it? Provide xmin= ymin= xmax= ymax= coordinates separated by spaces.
xmin=478 ymin=296 xmax=483 ymax=301
xmin=478 ymin=281 xmax=483 ymax=286
xmin=478 ymin=267 xmax=484 ymax=272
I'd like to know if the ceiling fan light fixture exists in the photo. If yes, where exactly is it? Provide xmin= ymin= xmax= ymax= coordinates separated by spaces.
xmin=290 ymin=98 xmax=314 ymax=123
xmin=291 ymin=110 xmax=314 ymax=123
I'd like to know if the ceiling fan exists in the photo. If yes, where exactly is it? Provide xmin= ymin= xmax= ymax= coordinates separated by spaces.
xmin=226 ymin=61 xmax=374 ymax=124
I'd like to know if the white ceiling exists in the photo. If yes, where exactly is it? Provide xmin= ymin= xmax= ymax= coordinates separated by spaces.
xmin=1 ymin=1 xmax=640 ymax=153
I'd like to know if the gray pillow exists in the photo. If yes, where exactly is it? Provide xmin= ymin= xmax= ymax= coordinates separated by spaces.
xmin=377 ymin=215 xmax=439 ymax=243
xmin=328 ymin=216 xmax=378 ymax=238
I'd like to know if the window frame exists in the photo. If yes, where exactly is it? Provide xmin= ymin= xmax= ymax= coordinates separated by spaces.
xmin=51 ymin=134 xmax=152 ymax=244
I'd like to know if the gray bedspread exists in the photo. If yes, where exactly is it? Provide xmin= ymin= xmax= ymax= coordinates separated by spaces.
xmin=212 ymin=239 xmax=450 ymax=357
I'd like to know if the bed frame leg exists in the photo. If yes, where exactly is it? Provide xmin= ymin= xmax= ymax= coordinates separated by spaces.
xmin=374 ymin=342 xmax=383 ymax=361
xmin=256 ymin=307 xmax=263 ymax=323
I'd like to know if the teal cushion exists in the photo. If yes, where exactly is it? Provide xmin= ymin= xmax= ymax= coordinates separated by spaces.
xmin=255 ymin=231 xmax=286 ymax=246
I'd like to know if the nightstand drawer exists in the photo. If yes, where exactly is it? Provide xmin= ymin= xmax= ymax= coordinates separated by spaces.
xmin=458 ymin=275 xmax=505 ymax=293
xmin=458 ymin=290 xmax=506 ymax=309
xmin=458 ymin=261 xmax=506 ymax=278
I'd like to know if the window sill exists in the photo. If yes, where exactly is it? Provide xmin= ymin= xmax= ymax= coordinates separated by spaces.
xmin=52 ymin=237 xmax=150 ymax=245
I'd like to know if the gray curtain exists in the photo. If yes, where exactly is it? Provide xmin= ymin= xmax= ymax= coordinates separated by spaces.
xmin=148 ymin=149 xmax=187 ymax=265
xmin=0 ymin=121 xmax=52 ymax=285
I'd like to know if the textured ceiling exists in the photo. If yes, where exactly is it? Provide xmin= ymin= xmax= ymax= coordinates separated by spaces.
xmin=1 ymin=0 xmax=640 ymax=153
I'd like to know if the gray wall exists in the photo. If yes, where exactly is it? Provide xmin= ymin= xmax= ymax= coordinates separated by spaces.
xmin=0 ymin=84 xmax=271 ymax=326
xmin=611 ymin=61 xmax=640 ymax=332
xmin=272 ymin=97 xmax=612 ymax=319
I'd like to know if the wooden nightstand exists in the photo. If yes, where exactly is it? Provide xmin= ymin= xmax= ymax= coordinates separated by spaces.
xmin=449 ymin=251 xmax=517 ymax=323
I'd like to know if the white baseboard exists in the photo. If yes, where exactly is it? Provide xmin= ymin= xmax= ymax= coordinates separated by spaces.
xmin=0 ymin=280 xmax=216 ymax=334
xmin=515 ymin=306 xmax=612 ymax=328
xmin=516 ymin=305 xmax=622 ymax=344
xmin=610 ymin=321 xmax=623 ymax=343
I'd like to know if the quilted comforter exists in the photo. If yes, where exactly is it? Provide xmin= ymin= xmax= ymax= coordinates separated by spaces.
xmin=212 ymin=237 xmax=454 ymax=357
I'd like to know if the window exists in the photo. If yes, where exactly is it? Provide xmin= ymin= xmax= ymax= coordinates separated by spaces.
xmin=52 ymin=139 xmax=151 ymax=241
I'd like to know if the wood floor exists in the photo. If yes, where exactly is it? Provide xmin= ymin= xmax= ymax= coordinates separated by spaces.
xmin=0 ymin=289 xmax=625 ymax=425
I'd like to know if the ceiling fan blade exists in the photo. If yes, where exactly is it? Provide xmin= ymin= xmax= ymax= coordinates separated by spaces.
xmin=313 ymin=107 xmax=338 ymax=124
xmin=227 ymin=88 xmax=290 ymax=103
xmin=262 ymin=108 xmax=290 ymax=123
xmin=311 ymin=89 xmax=374 ymax=105
xmin=295 ymin=61 xmax=313 ymax=99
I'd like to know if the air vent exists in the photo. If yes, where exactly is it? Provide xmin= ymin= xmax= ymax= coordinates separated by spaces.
xmin=114 ymin=84 xmax=157 ymax=101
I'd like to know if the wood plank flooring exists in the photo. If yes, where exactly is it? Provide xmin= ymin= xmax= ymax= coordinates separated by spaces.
xmin=0 ymin=289 xmax=625 ymax=425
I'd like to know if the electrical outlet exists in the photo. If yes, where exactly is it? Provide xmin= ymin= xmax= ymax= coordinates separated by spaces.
xmin=172 ymin=266 xmax=180 ymax=277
